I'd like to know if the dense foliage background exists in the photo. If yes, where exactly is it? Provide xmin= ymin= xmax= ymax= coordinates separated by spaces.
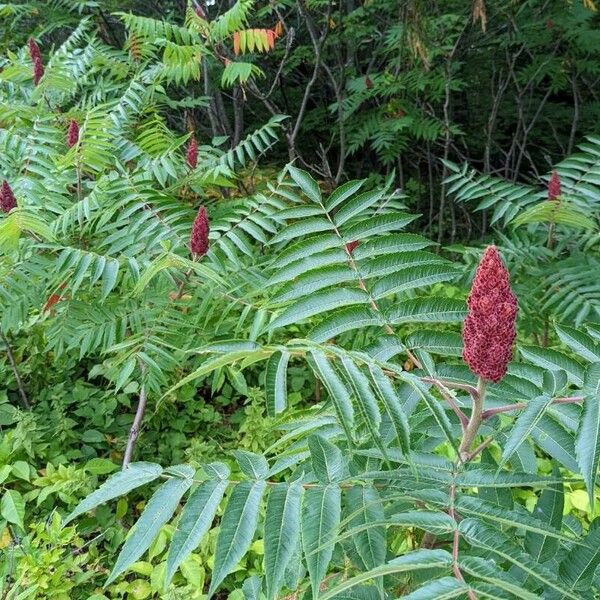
xmin=1 ymin=0 xmax=600 ymax=599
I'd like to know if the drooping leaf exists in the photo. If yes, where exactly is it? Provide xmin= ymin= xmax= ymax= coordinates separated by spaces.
xmin=107 ymin=465 xmax=195 ymax=584
xmin=233 ymin=450 xmax=269 ymax=479
xmin=209 ymin=480 xmax=267 ymax=596
xmin=319 ymin=550 xmax=453 ymax=600
xmin=558 ymin=526 xmax=600 ymax=593
xmin=302 ymin=484 xmax=341 ymax=599
xmin=459 ymin=519 xmax=578 ymax=599
xmin=264 ymin=483 xmax=303 ymax=600
xmin=165 ymin=478 xmax=228 ymax=586
xmin=64 ymin=462 xmax=163 ymax=524
xmin=307 ymin=434 xmax=345 ymax=483
xmin=525 ymin=465 xmax=564 ymax=563
xmin=575 ymin=363 xmax=600 ymax=506
xmin=402 ymin=577 xmax=470 ymax=600
xmin=265 ymin=350 xmax=290 ymax=415
xmin=346 ymin=486 xmax=386 ymax=570
xmin=500 ymin=395 xmax=554 ymax=468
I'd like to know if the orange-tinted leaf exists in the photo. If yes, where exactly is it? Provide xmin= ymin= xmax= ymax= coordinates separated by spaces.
xmin=233 ymin=31 xmax=240 ymax=55
xmin=267 ymin=29 xmax=275 ymax=50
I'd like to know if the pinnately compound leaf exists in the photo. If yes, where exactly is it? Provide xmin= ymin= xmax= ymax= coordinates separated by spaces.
xmin=302 ymin=484 xmax=341 ymax=599
xmin=106 ymin=465 xmax=194 ymax=584
xmin=575 ymin=363 xmax=600 ymax=506
xmin=165 ymin=478 xmax=228 ymax=587
xmin=64 ymin=462 xmax=163 ymax=524
xmin=208 ymin=480 xmax=267 ymax=597
xmin=265 ymin=483 xmax=303 ymax=600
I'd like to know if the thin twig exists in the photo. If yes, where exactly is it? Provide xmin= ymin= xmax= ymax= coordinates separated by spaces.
xmin=1 ymin=332 xmax=30 ymax=410
xmin=122 ymin=363 xmax=147 ymax=469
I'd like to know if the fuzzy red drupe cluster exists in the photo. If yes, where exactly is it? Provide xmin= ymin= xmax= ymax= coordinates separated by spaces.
xmin=67 ymin=120 xmax=79 ymax=148
xmin=28 ymin=38 xmax=44 ymax=85
xmin=186 ymin=137 xmax=198 ymax=169
xmin=0 ymin=180 xmax=17 ymax=214
xmin=462 ymin=245 xmax=518 ymax=383
xmin=190 ymin=206 xmax=209 ymax=258
xmin=548 ymin=170 xmax=561 ymax=201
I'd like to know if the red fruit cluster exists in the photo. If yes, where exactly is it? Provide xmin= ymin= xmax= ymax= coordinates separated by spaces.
xmin=462 ymin=246 xmax=517 ymax=383
xmin=0 ymin=180 xmax=17 ymax=214
xmin=27 ymin=38 xmax=41 ymax=62
xmin=190 ymin=206 xmax=209 ymax=258
xmin=28 ymin=38 xmax=44 ymax=85
xmin=187 ymin=136 xmax=198 ymax=169
xmin=548 ymin=171 xmax=561 ymax=201
xmin=345 ymin=240 xmax=360 ymax=254
xmin=67 ymin=120 xmax=79 ymax=148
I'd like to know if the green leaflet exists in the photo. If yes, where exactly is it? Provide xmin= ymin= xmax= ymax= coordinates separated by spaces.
xmin=272 ymin=265 xmax=356 ymax=303
xmin=371 ymin=263 xmax=458 ymax=299
xmin=390 ymin=510 xmax=456 ymax=534
xmin=333 ymin=188 xmax=385 ymax=226
xmin=268 ymin=287 xmax=369 ymax=330
xmin=325 ymin=179 xmax=365 ymax=211
xmin=402 ymin=577 xmax=470 ymax=600
xmin=319 ymin=549 xmax=453 ymax=600
xmin=525 ymin=465 xmax=564 ymax=563
xmin=164 ymin=478 xmax=228 ymax=587
xmin=456 ymin=495 xmax=572 ymax=542
xmin=386 ymin=297 xmax=467 ymax=325
xmin=340 ymin=357 xmax=386 ymax=459
xmin=233 ymin=450 xmax=269 ymax=479
xmin=459 ymin=519 xmax=579 ymax=599
xmin=325 ymin=179 xmax=366 ymax=211
xmin=302 ymin=484 xmax=341 ymax=600
xmin=64 ymin=462 xmax=163 ymax=524
xmin=352 ymin=233 xmax=435 ymax=259
xmin=310 ymin=350 xmax=355 ymax=434
xmin=519 ymin=346 xmax=584 ymax=387
xmin=500 ymin=395 xmax=554 ymax=468
xmin=264 ymin=483 xmax=303 ymax=600
xmin=558 ymin=526 xmax=600 ymax=594
xmin=368 ymin=364 xmax=411 ymax=456
xmin=267 ymin=248 xmax=348 ymax=285
xmin=343 ymin=212 xmax=418 ymax=240
xmin=1 ymin=490 xmax=24 ymax=529
xmin=556 ymin=324 xmax=600 ymax=363
xmin=265 ymin=349 xmax=289 ymax=415
xmin=208 ymin=480 xmax=267 ymax=597
xmin=276 ymin=233 xmax=340 ymax=268
xmin=309 ymin=306 xmax=382 ymax=343
xmin=308 ymin=434 xmax=346 ymax=483
xmin=459 ymin=556 xmax=541 ymax=600
xmin=287 ymin=165 xmax=322 ymax=203
xmin=106 ymin=465 xmax=195 ymax=584
xmin=532 ymin=415 xmax=578 ymax=472
xmin=575 ymin=363 xmax=600 ymax=505
xmin=404 ymin=330 xmax=463 ymax=356
xmin=346 ymin=486 xmax=386 ymax=570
